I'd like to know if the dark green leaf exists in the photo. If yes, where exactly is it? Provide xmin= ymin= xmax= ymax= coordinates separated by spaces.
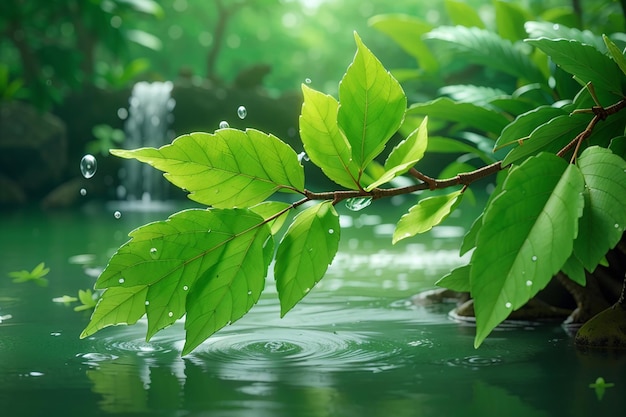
xmin=338 ymin=33 xmax=406 ymax=170
xmin=603 ymin=34 xmax=626 ymax=76
xmin=561 ymin=255 xmax=586 ymax=286
xmin=436 ymin=264 xmax=471 ymax=292
xmin=111 ymin=129 xmax=305 ymax=208
xmin=573 ymin=147 xmax=626 ymax=272
xmin=495 ymin=106 xmax=566 ymax=150
xmin=275 ymin=202 xmax=340 ymax=316
xmin=460 ymin=214 xmax=482 ymax=256
xmin=393 ymin=190 xmax=464 ymax=244
xmin=526 ymin=39 xmax=623 ymax=96
xmin=471 ymin=153 xmax=584 ymax=347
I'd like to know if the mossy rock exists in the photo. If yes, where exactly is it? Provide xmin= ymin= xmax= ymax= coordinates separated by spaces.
xmin=575 ymin=303 xmax=626 ymax=349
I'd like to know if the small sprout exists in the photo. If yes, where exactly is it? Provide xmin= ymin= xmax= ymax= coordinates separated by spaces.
xmin=589 ymin=376 xmax=615 ymax=401
xmin=74 ymin=289 xmax=99 ymax=312
xmin=9 ymin=262 xmax=50 ymax=287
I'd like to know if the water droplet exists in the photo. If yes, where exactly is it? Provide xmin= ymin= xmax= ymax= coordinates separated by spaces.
xmin=79 ymin=188 xmax=87 ymax=196
xmin=113 ymin=211 xmax=122 ymax=219
xmin=345 ymin=196 xmax=373 ymax=212
xmin=305 ymin=78 xmax=312 ymax=84
xmin=219 ymin=120 xmax=229 ymax=129
xmin=553 ymin=23 xmax=560 ymax=30
xmin=80 ymin=154 xmax=97 ymax=179
xmin=247 ymin=290 xmax=252 ymax=295
xmin=505 ymin=302 xmax=512 ymax=308
xmin=118 ymin=278 xmax=125 ymax=284
xmin=328 ymin=229 xmax=335 ymax=234
xmin=50 ymin=332 xmax=61 ymax=337
xmin=526 ymin=280 xmax=533 ymax=287
xmin=304 ymin=288 xmax=310 ymax=293
xmin=168 ymin=311 xmax=174 ymax=317
xmin=237 ymin=105 xmax=247 ymax=119
xmin=615 ymin=223 xmax=620 ymax=229
xmin=183 ymin=285 xmax=189 ymax=291
xmin=531 ymin=255 xmax=537 ymax=262
xmin=145 ymin=300 xmax=150 ymax=306
xmin=29 ymin=371 xmax=44 ymax=377
xmin=149 ymin=247 xmax=158 ymax=259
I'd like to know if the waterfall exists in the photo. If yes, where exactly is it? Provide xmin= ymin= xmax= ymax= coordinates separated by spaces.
xmin=118 ymin=81 xmax=176 ymax=202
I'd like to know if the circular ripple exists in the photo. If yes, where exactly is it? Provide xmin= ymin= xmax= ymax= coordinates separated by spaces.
xmin=188 ymin=328 xmax=402 ymax=373
xmin=445 ymin=355 xmax=502 ymax=368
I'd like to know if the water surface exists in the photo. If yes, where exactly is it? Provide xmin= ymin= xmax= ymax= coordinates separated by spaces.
xmin=0 ymin=201 xmax=624 ymax=416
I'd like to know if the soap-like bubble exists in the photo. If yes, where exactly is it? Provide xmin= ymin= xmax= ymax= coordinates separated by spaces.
xmin=80 ymin=154 xmax=97 ymax=179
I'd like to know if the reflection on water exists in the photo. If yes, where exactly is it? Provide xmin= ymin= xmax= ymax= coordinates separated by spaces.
xmin=0 ymin=203 xmax=625 ymax=416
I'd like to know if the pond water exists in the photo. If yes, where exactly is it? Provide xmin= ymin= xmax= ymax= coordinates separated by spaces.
xmin=1 ymin=200 xmax=624 ymax=417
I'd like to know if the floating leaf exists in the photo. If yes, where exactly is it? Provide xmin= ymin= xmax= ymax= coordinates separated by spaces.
xmin=299 ymin=84 xmax=360 ymax=189
xmin=366 ymin=117 xmax=429 ymax=191
xmin=9 ymin=262 xmax=50 ymax=286
xmin=393 ymin=190 xmax=464 ymax=244
xmin=470 ymin=153 xmax=584 ymax=347
xmin=338 ymin=32 xmax=406 ymax=170
xmin=573 ymin=146 xmax=626 ymax=272
xmin=111 ymin=129 xmax=305 ymax=208
xmin=275 ymin=201 xmax=340 ymax=316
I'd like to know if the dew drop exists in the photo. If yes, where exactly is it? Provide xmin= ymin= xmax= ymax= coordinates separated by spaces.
xmin=531 ymin=255 xmax=537 ymax=262
xmin=553 ymin=23 xmax=560 ymax=30
xmin=80 ymin=154 xmax=97 ymax=179
xmin=149 ymin=247 xmax=158 ymax=259
xmin=183 ymin=285 xmax=189 ymax=291
xmin=79 ymin=188 xmax=87 ymax=196
xmin=345 ymin=196 xmax=373 ymax=212
xmin=114 ymin=211 xmax=122 ymax=219
xmin=328 ymin=228 xmax=335 ymax=234
xmin=505 ymin=302 xmax=512 ymax=309
xmin=219 ymin=120 xmax=229 ymax=129
xmin=304 ymin=288 xmax=310 ymax=293
xmin=118 ymin=278 xmax=125 ymax=284
xmin=168 ymin=311 xmax=174 ymax=317
xmin=615 ymin=223 xmax=620 ymax=229
xmin=145 ymin=300 xmax=150 ymax=306
xmin=526 ymin=280 xmax=533 ymax=287
xmin=237 ymin=105 xmax=247 ymax=119
xmin=247 ymin=290 xmax=252 ymax=295
xmin=305 ymin=77 xmax=312 ymax=84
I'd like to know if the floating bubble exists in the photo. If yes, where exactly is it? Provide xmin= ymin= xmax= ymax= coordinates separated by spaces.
xmin=80 ymin=154 xmax=97 ymax=179
xmin=237 ymin=105 xmax=247 ymax=119
xmin=219 ymin=120 xmax=229 ymax=129
xmin=345 ymin=197 xmax=372 ymax=212
xmin=80 ymin=188 xmax=87 ymax=196
xmin=113 ymin=211 xmax=122 ymax=219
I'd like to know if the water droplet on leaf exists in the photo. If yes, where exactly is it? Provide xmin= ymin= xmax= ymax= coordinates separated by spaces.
xmin=526 ymin=280 xmax=533 ymax=286
xmin=304 ymin=288 xmax=310 ymax=293
xmin=118 ymin=278 xmax=125 ymax=284
xmin=219 ymin=120 xmax=229 ymax=129
xmin=531 ymin=255 xmax=537 ymax=262
xmin=183 ymin=285 xmax=189 ymax=291
xmin=328 ymin=229 xmax=334 ymax=234
xmin=114 ymin=211 xmax=122 ymax=219
xmin=80 ymin=154 xmax=97 ymax=179
xmin=168 ymin=311 xmax=174 ymax=317
xmin=237 ymin=105 xmax=247 ymax=119
xmin=615 ymin=223 xmax=620 ymax=229
xmin=247 ymin=290 xmax=252 ymax=295
xmin=505 ymin=302 xmax=512 ymax=308
xmin=345 ymin=197 xmax=372 ymax=212
xmin=305 ymin=78 xmax=312 ymax=84
xmin=145 ymin=300 xmax=150 ymax=306
xmin=149 ymin=247 xmax=158 ymax=259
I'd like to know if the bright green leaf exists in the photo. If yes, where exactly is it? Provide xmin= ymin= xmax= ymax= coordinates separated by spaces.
xmin=81 ymin=285 xmax=149 ymax=338
xmin=338 ymin=32 xmax=406 ymax=170
xmin=561 ymin=254 xmax=586 ymax=286
xmin=275 ymin=201 xmax=340 ymax=316
xmin=249 ymin=201 xmax=291 ymax=235
xmin=494 ymin=106 xmax=566 ymax=151
xmin=471 ymin=153 xmax=584 ymax=348
xmin=495 ymin=0 xmax=531 ymax=42
xmin=407 ymin=97 xmax=510 ymax=136
xmin=366 ymin=117 xmax=429 ymax=191
xmin=393 ymin=190 xmax=464 ymax=244
xmin=444 ymin=0 xmax=485 ymax=28
xmin=111 ymin=128 xmax=305 ymax=208
xmin=527 ymin=38 xmax=623 ymax=96
xmin=435 ymin=264 xmax=471 ymax=292
xmin=460 ymin=214 xmax=483 ymax=256
xmin=299 ymin=84 xmax=360 ymax=189
xmin=573 ymin=146 xmax=626 ymax=272
xmin=603 ymin=34 xmax=626 ymax=76
xmin=427 ymin=136 xmax=494 ymax=164
xmin=502 ymin=113 xmax=590 ymax=166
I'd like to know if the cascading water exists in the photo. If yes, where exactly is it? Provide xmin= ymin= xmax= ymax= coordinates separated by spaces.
xmin=117 ymin=81 xmax=176 ymax=202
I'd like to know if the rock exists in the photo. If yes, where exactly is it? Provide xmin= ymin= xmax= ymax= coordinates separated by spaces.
xmin=0 ymin=101 xmax=67 ymax=202
xmin=41 ymin=177 xmax=88 ymax=209
xmin=575 ymin=303 xmax=626 ymax=349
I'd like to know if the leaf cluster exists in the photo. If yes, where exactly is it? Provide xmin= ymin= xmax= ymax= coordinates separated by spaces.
xmin=8 ymin=262 xmax=50 ymax=287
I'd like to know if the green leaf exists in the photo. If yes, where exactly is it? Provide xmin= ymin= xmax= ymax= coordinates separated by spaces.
xmin=338 ymin=32 xmax=406 ymax=170
xmin=470 ymin=153 xmax=584 ymax=347
xmin=427 ymin=136 xmax=494 ymax=164
xmin=111 ymin=128 xmax=305 ymax=208
xmin=435 ymin=264 xmax=471 ymax=292
xmin=83 ymin=208 xmax=272 ymax=344
xmin=424 ymin=26 xmax=545 ymax=83
xmin=368 ymin=14 xmax=438 ymax=72
xmin=502 ymin=113 xmax=590 ymax=166
xmin=561 ymin=254 xmax=586 ymax=286
xmin=525 ymin=21 xmax=607 ymax=53
xmin=9 ymin=262 xmax=50 ymax=286
xmin=460 ymin=214 xmax=483 ymax=256
xmin=249 ymin=201 xmax=291 ymax=235
xmin=603 ymin=34 xmax=626 ymax=76
xmin=494 ymin=0 xmax=531 ymax=42
xmin=75 ymin=289 xmax=99 ymax=312
xmin=444 ymin=0 xmax=485 ymax=28
xmin=494 ymin=106 xmax=566 ymax=151
xmin=393 ymin=190 xmax=464 ymax=244
xmin=526 ymin=39 xmax=623 ymax=96
xmin=439 ymin=84 xmax=509 ymax=106
xmin=366 ymin=117 xmax=429 ymax=191
xmin=407 ymin=98 xmax=510 ymax=136
xmin=183 ymin=217 xmax=273 ymax=354
xmin=275 ymin=201 xmax=340 ymax=316
xmin=299 ymin=84 xmax=360 ymax=189
xmin=573 ymin=147 xmax=626 ymax=272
